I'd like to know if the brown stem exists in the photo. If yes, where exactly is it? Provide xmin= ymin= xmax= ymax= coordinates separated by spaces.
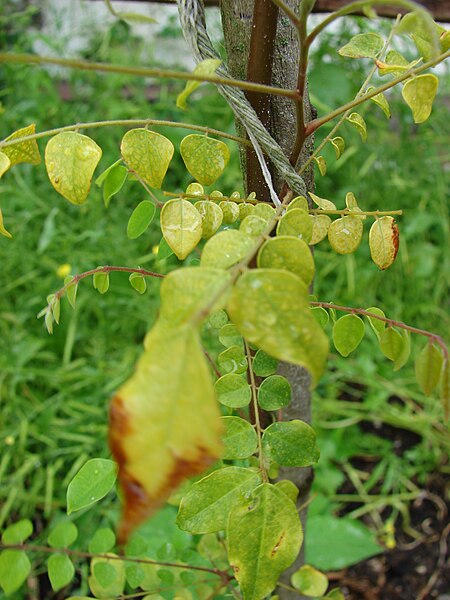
xmin=245 ymin=0 xmax=279 ymax=198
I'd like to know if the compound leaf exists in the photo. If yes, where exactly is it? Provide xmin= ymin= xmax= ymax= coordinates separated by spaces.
xmin=338 ymin=33 xmax=384 ymax=59
xmin=215 ymin=374 xmax=251 ymax=408
xmin=257 ymin=236 xmax=314 ymax=286
xmin=48 ymin=554 xmax=75 ymax=592
xmin=402 ymin=74 xmax=439 ymax=124
xmin=0 ymin=550 xmax=31 ymax=595
xmin=222 ymin=416 xmax=258 ymax=460
xmin=127 ymin=201 xmax=156 ymax=239
xmin=346 ymin=113 xmax=367 ymax=141
xmin=328 ymin=216 xmax=363 ymax=254
xmin=1 ymin=123 xmax=41 ymax=166
xmin=195 ymin=200 xmax=223 ymax=239
xmin=2 ymin=520 xmax=33 ymax=544
xmin=262 ymin=420 xmax=319 ymax=467
xmin=369 ymin=216 xmax=399 ymax=270
xmin=332 ymin=315 xmax=365 ymax=357
xmin=201 ymin=229 xmax=254 ymax=270
xmin=67 ymin=458 xmax=117 ymax=514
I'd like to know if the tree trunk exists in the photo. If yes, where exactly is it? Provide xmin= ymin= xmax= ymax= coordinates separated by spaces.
xmin=220 ymin=2 xmax=315 ymax=597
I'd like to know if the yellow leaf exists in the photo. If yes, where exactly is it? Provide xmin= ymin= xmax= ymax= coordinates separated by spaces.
xmin=1 ymin=124 xmax=41 ymax=166
xmin=402 ymin=74 xmax=439 ymax=124
xmin=369 ymin=216 xmax=399 ymax=270
xmin=310 ymin=215 xmax=331 ymax=245
xmin=121 ymin=129 xmax=174 ymax=189
xmin=177 ymin=59 xmax=222 ymax=109
xmin=161 ymin=198 xmax=203 ymax=260
xmin=308 ymin=192 xmax=336 ymax=211
xmin=0 ymin=152 xmax=11 ymax=178
xmin=109 ymin=324 xmax=223 ymax=542
xmin=328 ymin=216 xmax=363 ymax=254
xmin=181 ymin=135 xmax=230 ymax=186
xmin=45 ymin=132 xmax=102 ymax=205
xmin=0 ymin=207 xmax=12 ymax=239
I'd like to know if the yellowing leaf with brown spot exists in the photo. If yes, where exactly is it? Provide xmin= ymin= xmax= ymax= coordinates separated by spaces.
xmin=369 ymin=216 xmax=399 ymax=270
xmin=1 ymin=124 xmax=41 ymax=166
xmin=121 ymin=129 xmax=174 ymax=189
xmin=161 ymin=198 xmax=203 ymax=259
xmin=402 ymin=74 xmax=439 ymax=124
xmin=45 ymin=132 xmax=102 ymax=205
xmin=109 ymin=323 xmax=223 ymax=543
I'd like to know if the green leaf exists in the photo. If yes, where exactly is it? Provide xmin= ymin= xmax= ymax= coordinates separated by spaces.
xmin=51 ymin=296 xmax=61 ymax=324
xmin=222 ymin=416 xmax=258 ymax=460
xmin=365 ymin=306 xmax=386 ymax=341
xmin=227 ymin=270 xmax=329 ymax=385
xmin=48 ymin=554 xmax=75 ymax=591
xmin=208 ymin=309 xmax=229 ymax=329
xmin=276 ymin=208 xmax=313 ymax=243
xmin=396 ymin=12 xmax=441 ymax=60
xmin=346 ymin=112 xmax=367 ymax=142
xmin=257 ymin=236 xmax=315 ymax=286
xmin=330 ymin=137 xmax=345 ymax=159
xmin=309 ymin=192 xmax=336 ymax=211
xmin=338 ymin=33 xmax=384 ymax=59
xmin=129 ymin=272 xmax=147 ymax=294
xmin=258 ymin=375 xmax=291 ymax=411
xmin=201 ymin=229 xmax=254 ymax=270
xmin=110 ymin=324 xmax=223 ymax=542
xmin=367 ymin=87 xmax=391 ymax=118
xmin=45 ymin=132 xmax=102 ymax=205
xmin=253 ymin=202 xmax=276 ymax=222
xmin=379 ymin=327 xmax=403 ymax=362
xmin=181 ymin=136 xmax=230 ymax=185
xmin=441 ymin=360 xmax=449 ymax=420
xmin=218 ymin=345 xmax=247 ymax=375
xmin=252 ymin=349 xmax=279 ymax=377
xmin=369 ymin=216 xmax=399 ymax=270
xmin=215 ymin=374 xmax=251 ymax=408
xmin=345 ymin=192 xmax=366 ymax=219
xmin=1 ymin=123 xmax=41 ymax=166
xmin=176 ymin=58 xmax=222 ymax=109
xmin=415 ymin=343 xmax=443 ymax=395
xmin=127 ymin=201 xmax=156 ymax=239
xmin=120 ymin=129 xmax=174 ymax=188
xmin=219 ymin=323 xmax=243 ymax=348
xmin=314 ymin=156 xmax=327 ymax=176
xmin=95 ymin=158 xmax=123 ymax=186
xmin=288 ymin=196 xmax=309 ymax=212
xmin=219 ymin=200 xmax=239 ymax=224
xmin=158 ymin=267 xmax=230 ymax=328
xmin=102 ymin=164 xmax=127 ymax=207
xmin=48 ymin=521 xmax=78 ymax=547
xmin=194 ymin=200 xmax=223 ymax=239
xmin=240 ymin=215 xmax=267 ymax=238
xmin=310 ymin=215 xmax=331 ymax=245
xmin=156 ymin=236 xmax=174 ymax=260
xmin=64 ymin=277 xmax=78 ymax=309
xmin=328 ymin=216 xmax=363 ymax=254
xmin=160 ymin=198 xmax=202 ymax=260
xmin=89 ymin=554 xmax=126 ymax=598
xmin=177 ymin=467 xmax=262 ymax=533
xmin=2 ymin=520 xmax=33 ymax=544
xmin=274 ymin=480 xmax=299 ymax=504
xmin=402 ymin=74 xmax=439 ymax=124
xmin=228 ymin=483 xmax=303 ymax=600
xmin=114 ymin=12 xmax=157 ymax=24
xmin=93 ymin=269 xmax=110 ymax=294
xmin=262 ymin=421 xmax=319 ymax=467
xmin=89 ymin=528 xmax=116 ymax=554
xmin=291 ymin=565 xmax=328 ymax=597
xmin=311 ymin=307 xmax=329 ymax=329
xmin=239 ymin=202 xmax=254 ymax=220
xmin=0 ymin=550 xmax=31 ymax=595
xmin=0 ymin=152 xmax=11 ymax=178
xmin=332 ymin=315 xmax=365 ymax=357
xmin=305 ymin=515 xmax=382 ymax=570
xmin=45 ymin=311 xmax=54 ymax=334
xmin=67 ymin=458 xmax=117 ymax=514
xmin=393 ymin=330 xmax=411 ymax=371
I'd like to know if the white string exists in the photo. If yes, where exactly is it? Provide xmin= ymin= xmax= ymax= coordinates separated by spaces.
xmin=245 ymin=128 xmax=281 ymax=208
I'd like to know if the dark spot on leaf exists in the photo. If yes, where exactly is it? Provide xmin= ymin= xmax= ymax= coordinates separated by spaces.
xmin=271 ymin=531 xmax=285 ymax=556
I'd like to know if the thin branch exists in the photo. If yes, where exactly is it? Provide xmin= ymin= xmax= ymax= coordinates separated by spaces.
xmin=0 ymin=119 xmax=250 ymax=150
xmin=310 ymin=301 xmax=448 ymax=360
xmin=309 ymin=208 xmax=403 ymax=216
xmin=0 ymin=52 xmax=299 ymax=99
xmin=0 ymin=542 xmax=231 ymax=580
xmin=306 ymin=48 xmax=450 ymax=136
xmin=245 ymin=340 xmax=268 ymax=482
xmin=162 ymin=191 xmax=259 ymax=205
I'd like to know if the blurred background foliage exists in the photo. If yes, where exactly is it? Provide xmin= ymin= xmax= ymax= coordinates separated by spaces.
xmin=0 ymin=1 xmax=448 ymax=594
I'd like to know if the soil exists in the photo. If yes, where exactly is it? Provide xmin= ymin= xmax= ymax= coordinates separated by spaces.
xmin=325 ymin=418 xmax=450 ymax=600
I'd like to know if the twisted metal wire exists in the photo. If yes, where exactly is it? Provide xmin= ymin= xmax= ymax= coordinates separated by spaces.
xmin=176 ymin=0 xmax=307 ymax=197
